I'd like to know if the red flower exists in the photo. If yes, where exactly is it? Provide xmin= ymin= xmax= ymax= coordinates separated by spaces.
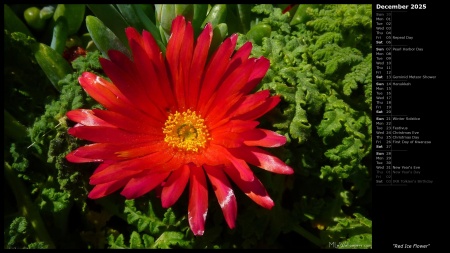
xmin=66 ymin=15 xmax=294 ymax=236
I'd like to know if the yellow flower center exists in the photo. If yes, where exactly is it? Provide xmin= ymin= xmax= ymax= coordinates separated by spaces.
xmin=163 ymin=109 xmax=210 ymax=152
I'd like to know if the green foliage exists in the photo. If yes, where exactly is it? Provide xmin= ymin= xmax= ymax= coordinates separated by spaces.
xmin=6 ymin=217 xmax=28 ymax=248
xmin=5 ymin=217 xmax=49 ymax=249
xmin=322 ymin=213 xmax=372 ymax=249
xmin=107 ymin=199 xmax=193 ymax=249
xmin=108 ymin=230 xmax=191 ymax=249
xmin=236 ymin=3 xmax=372 ymax=248
xmin=39 ymin=187 xmax=71 ymax=213
xmin=4 ymin=33 xmax=102 ymax=247
xmin=85 ymin=15 xmax=131 ymax=59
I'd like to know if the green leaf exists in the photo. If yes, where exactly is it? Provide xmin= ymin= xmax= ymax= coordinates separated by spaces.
xmin=342 ymin=54 xmax=372 ymax=108
xmin=154 ymin=231 xmax=189 ymax=249
xmin=132 ymin=4 xmax=165 ymax=53
xmin=323 ymin=213 xmax=372 ymax=249
xmin=129 ymin=231 xmax=143 ymax=249
xmin=4 ymin=162 xmax=55 ymax=248
xmin=39 ymin=188 xmax=71 ymax=213
xmin=290 ymin=4 xmax=320 ymax=25
xmin=324 ymin=137 xmax=364 ymax=163
xmin=210 ymin=23 xmax=228 ymax=55
xmin=155 ymin=4 xmax=175 ymax=35
xmin=7 ymin=217 xmax=28 ymax=248
xmin=40 ymin=6 xmax=55 ymax=20
xmin=4 ymin=4 xmax=33 ymax=36
xmin=201 ymin=4 xmax=227 ymax=28
xmin=142 ymin=234 xmax=155 ymax=248
xmin=318 ymin=109 xmax=346 ymax=139
xmin=312 ymin=44 xmax=364 ymax=76
xmin=34 ymin=42 xmax=73 ymax=92
xmin=4 ymin=110 xmax=28 ymax=142
xmin=85 ymin=15 xmax=131 ymax=59
xmin=116 ymin=4 xmax=147 ymax=32
xmin=251 ymin=4 xmax=274 ymax=16
xmin=154 ymin=4 xmax=194 ymax=44
xmin=27 ymin=242 xmax=49 ymax=249
xmin=87 ymin=4 xmax=130 ymax=48
xmin=124 ymin=199 xmax=164 ymax=234
xmin=175 ymin=4 xmax=194 ymax=22
xmin=108 ymin=234 xmax=127 ymax=249
xmin=136 ymin=217 xmax=150 ymax=233
xmin=50 ymin=16 xmax=68 ymax=55
xmin=5 ymin=217 xmax=49 ymax=249
xmin=53 ymin=4 xmax=85 ymax=35
xmin=246 ymin=22 xmax=271 ymax=45
xmin=115 ymin=4 xmax=164 ymax=54
xmin=236 ymin=4 xmax=254 ymax=33
xmin=192 ymin=4 xmax=209 ymax=36
xmin=162 ymin=208 xmax=177 ymax=226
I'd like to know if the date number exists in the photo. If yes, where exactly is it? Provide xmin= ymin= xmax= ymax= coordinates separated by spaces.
xmin=410 ymin=4 xmax=426 ymax=9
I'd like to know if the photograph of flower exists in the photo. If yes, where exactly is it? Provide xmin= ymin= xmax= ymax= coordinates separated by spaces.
xmin=4 ymin=4 xmax=372 ymax=249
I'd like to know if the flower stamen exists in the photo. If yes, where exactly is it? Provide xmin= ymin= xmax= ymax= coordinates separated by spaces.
xmin=163 ymin=109 xmax=210 ymax=152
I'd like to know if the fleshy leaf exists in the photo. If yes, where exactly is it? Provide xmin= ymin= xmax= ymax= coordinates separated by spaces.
xmin=85 ymin=15 xmax=131 ymax=59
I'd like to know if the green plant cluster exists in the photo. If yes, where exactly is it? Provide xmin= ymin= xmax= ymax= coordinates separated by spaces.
xmin=4 ymin=4 xmax=372 ymax=249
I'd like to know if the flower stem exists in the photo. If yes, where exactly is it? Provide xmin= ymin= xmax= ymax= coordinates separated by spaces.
xmin=4 ymin=161 xmax=56 ymax=249
xmin=291 ymin=224 xmax=324 ymax=248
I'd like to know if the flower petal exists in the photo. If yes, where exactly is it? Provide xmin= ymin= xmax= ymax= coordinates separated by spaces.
xmin=234 ymin=95 xmax=281 ymax=121
xmin=129 ymin=39 xmax=175 ymax=111
xmin=229 ymin=146 xmax=294 ymax=175
xmin=120 ymin=171 xmax=170 ymax=199
xmin=231 ymin=41 xmax=252 ymax=64
xmin=66 ymin=109 xmax=114 ymax=127
xmin=166 ymin=16 xmax=194 ymax=109
xmin=100 ymin=52 xmax=167 ymax=121
xmin=126 ymin=27 xmax=158 ymax=61
xmin=188 ymin=165 xmax=208 ymax=236
xmin=186 ymin=23 xmax=212 ymax=109
xmin=215 ymin=145 xmax=254 ymax=182
xmin=203 ymin=59 xmax=255 ymax=122
xmin=204 ymin=165 xmax=237 ymax=229
xmin=190 ymin=143 xmax=230 ymax=167
xmin=91 ymin=109 xmax=163 ymax=134
xmin=210 ymin=132 xmax=243 ymax=148
xmin=88 ymin=178 xmax=128 ymax=199
xmin=90 ymin=167 xmax=144 ymax=186
xmin=198 ymin=34 xmax=238 ymax=110
xmin=216 ymin=58 xmax=255 ymax=97
xmin=68 ymin=125 xmax=162 ymax=144
xmin=67 ymin=141 xmax=165 ymax=162
xmin=78 ymin=72 xmax=159 ymax=122
xmin=92 ymin=161 xmax=113 ymax=174
xmin=127 ymin=26 xmax=177 ymax=111
xmin=231 ymin=90 xmax=270 ymax=118
xmin=161 ymin=164 xmax=190 ymax=208
xmin=210 ymin=120 xmax=259 ymax=148
xmin=241 ymin=56 xmax=270 ymax=94
xmin=210 ymin=119 xmax=259 ymax=134
xmin=78 ymin=72 xmax=130 ymax=109
xmin=223 ymin=164 xmax=274 ymax=209
xmin=89 ymin=149 xmax=173 ymax=185
xmin=242 ymin=129 xmax=287 ymax=147
xmin=66 ymin=151 xmax=102 ymax=163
